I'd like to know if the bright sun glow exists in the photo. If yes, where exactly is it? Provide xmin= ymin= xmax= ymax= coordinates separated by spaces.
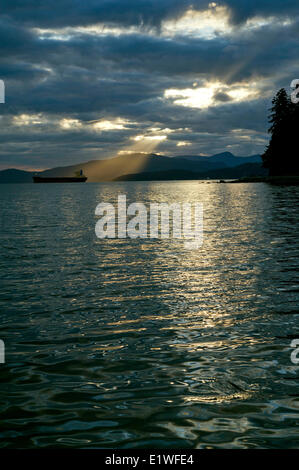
xmin=34 ymin=24 xmax=141 ymax=41
xmin=59 ymin=117 xmax=133 ymax=132
xmin=13 ymin=114 xmax=47 ymax=126
xmin=133 ymin=135 xmax=167 ymax=142
xmin=177 ymin=141 xmax=192 ymax=147
xmin=165 ymin=81 xmax=259 ymax=109
xmin=165 ymin=86 xmax=214 ymax=109
xmin=60 ymin=118 xmax=82 ymax=129
xmin=115 ymin=130 xmax=169 ymax=157
xmin=90 ymin=118 xmax=131 ymax=131
xmin=162 ymin=4 xmax=231 ymax=39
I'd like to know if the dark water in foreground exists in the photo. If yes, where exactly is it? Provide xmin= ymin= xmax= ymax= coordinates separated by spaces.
xmin=0 ymin=181 xmax=298 ymax=449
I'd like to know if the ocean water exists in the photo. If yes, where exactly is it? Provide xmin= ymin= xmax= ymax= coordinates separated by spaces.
xmin=0 ymin=181 xmax=298 ymax=449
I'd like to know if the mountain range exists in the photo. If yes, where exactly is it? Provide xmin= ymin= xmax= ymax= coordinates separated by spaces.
xmin=0 ymin=152 xmax=264 ymax=183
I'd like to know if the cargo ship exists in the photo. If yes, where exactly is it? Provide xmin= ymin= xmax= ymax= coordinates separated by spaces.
xmin=33 ymin=170 xmax=87 ymax=183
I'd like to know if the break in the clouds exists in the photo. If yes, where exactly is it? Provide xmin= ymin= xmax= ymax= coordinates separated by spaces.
xmin=0 ymin=0 xmax=299 ymax=169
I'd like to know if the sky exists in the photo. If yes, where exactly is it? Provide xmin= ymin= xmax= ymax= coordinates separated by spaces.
xmin=0 ymin=0 xmax=299 ymax=170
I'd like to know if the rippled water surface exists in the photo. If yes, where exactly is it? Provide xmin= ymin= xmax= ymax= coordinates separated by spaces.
xmin=0 ymin=181 xmax=298 ymax=448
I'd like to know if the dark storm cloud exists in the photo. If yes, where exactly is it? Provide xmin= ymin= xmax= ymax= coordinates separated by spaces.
xmin=0 ymin=17 xmax=33 ymax=50
xmin=225 ymin=0 xmax=299 ymax=25
xmin=79 ymin=26 xmax=299 ymax=83
xmin=3 ymin=17 xmax=299 ymax=86
xmin=1 ymin=1 xmax=205 ymax=28
xmin=213 ymin=92 xmax=232 ymax=102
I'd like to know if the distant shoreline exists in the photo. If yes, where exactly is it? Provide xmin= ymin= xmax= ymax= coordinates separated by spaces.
xmin=225 ymin=176 xmax=299 ymax=185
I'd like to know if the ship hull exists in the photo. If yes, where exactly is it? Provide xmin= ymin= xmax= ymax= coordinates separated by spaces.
xmin=33 ymin=176 xmax=87 ymax=183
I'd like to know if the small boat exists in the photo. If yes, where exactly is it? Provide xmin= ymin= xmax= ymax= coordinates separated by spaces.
xmin=33 ymin=169 xmax=87 ymax=183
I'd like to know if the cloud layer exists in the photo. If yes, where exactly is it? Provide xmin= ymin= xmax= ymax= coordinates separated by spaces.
xmin=0 ymin=0 xmax=298 ymax=169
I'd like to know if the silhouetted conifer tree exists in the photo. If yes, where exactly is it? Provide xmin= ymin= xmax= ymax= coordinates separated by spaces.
xmin=262 ymin=88 xmax=299 ymax=176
